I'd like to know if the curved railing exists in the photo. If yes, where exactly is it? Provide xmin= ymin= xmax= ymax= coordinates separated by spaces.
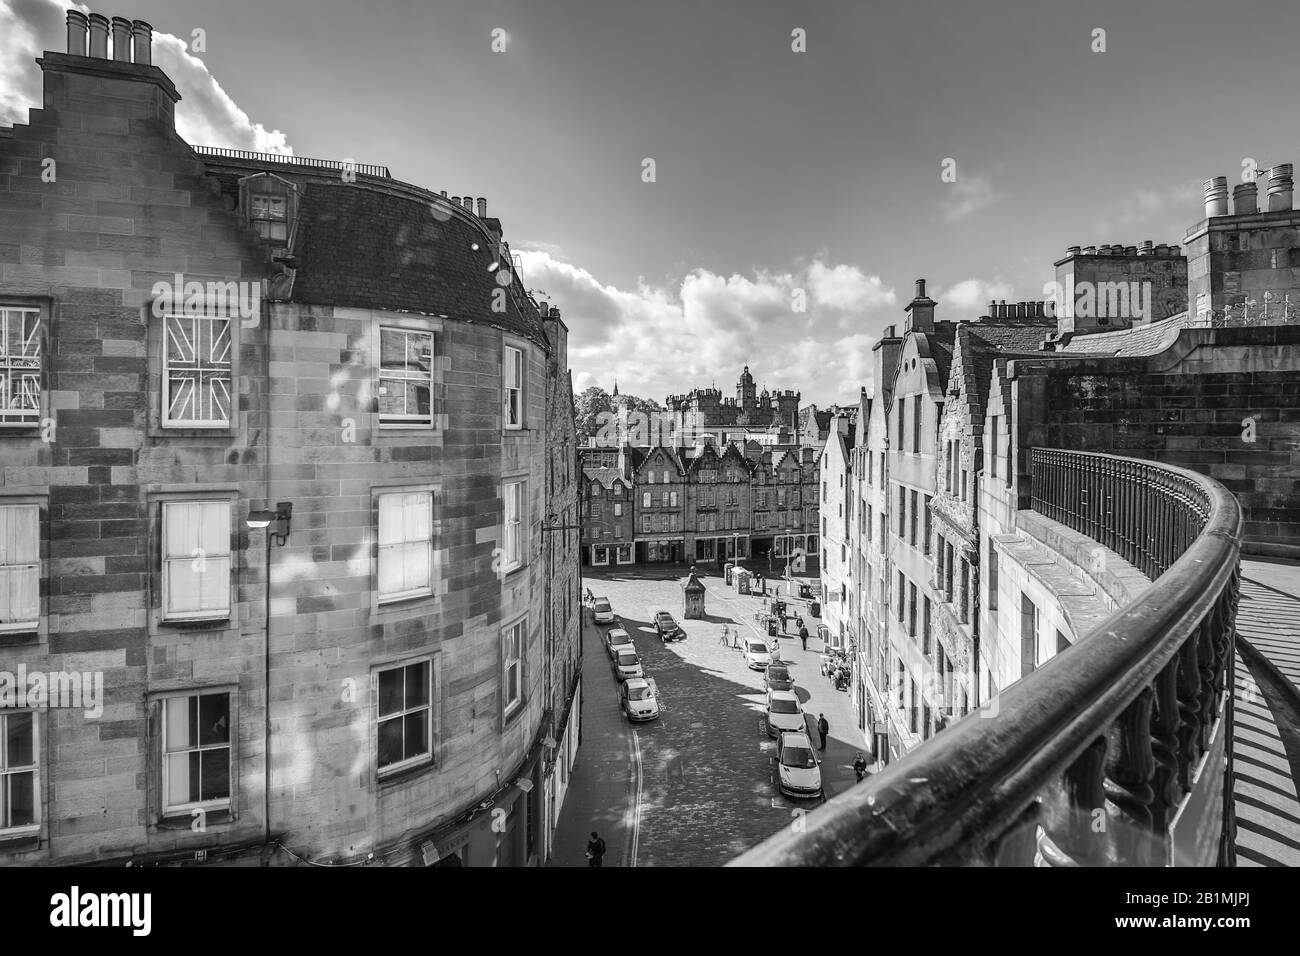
xmin=731 ymin=449 xmax=1242 ymax=866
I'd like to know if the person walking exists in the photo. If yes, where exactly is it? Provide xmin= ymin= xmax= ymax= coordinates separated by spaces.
xmin=586 ymin=831 xmax=606 ymax=868
xmin=799 ymin=624 xmax=809 ymax=651
xmin=853 ymin=752 xmax=868 ymax=782
xmin=817 ymin=713 xmax=829 ymax=751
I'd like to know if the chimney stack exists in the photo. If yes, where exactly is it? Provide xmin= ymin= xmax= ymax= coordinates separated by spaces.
xmin=88 ymin=13 xmax=110 ymax=58
xmin=131 ymin=20 xmax=153 ymax=65
xmin=111 ymin=17 xmax=132 ymax=61
xmin=1233 ymin=181 xmax=1258 ymax=215
xmin=66 ymin=10 xmax=88 ymax=55
xmin=1204 ymin=176 xmax=1229 ymax=218
xmin=1267 ymin=164 xmax=1294 ymax=211
xmin=476 ymin=197 xmax=487 ymax=217
xmin=1138 ymin=240 xmax=1153 ymax=256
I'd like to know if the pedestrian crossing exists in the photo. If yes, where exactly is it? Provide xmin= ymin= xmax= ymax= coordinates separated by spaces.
xmin=1231 ymin=571 xmax=1300 ymax=867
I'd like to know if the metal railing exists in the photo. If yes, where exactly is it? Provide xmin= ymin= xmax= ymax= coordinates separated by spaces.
xmin=192 ymin=145 xmax=391 ymax=179
xmin=731 ymin=448 xmax=1241 ymax=866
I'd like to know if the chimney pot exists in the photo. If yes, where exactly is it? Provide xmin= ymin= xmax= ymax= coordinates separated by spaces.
xmin=440 ymin=190 xmax=448 ymax=197
xmin=476 ymin=197 xmax=487 ymax=217
xmin=1233 ymin=181 xmax=1259 ymax=215
xmin=131 ymin=20 xmax=153 ymax=66
xmin=1067 ymin=245 xmax=1081 ymax=255
xmin=111 ymin=17 xmax=132 ymax=61
xmin=1083 ymin=246 xmax=1096 ymax=255
xmin=1138 ymin=240 xmax=1153 ymax=255
xmin=1168 ymin=244 xmax=1180 ymax=256
xmin=462 ymin=196 xmax=473 ymax=211
xmin=88 ymin=13 xmax=110 ymax=58
xmin=987 ymin=300 xmax=997 ymax=315
xmin=1267 ymin=164 xmax=1294 ymax=212
xmin=66 ymin=10 xmax=89 ymax=56
xmin=450 ymin=196 xmax=461 ymax=207
xmin=915 ymin=278 xmax=926 ymax=299
xmin=1204 ymin=176 xmax=1230 ymax=218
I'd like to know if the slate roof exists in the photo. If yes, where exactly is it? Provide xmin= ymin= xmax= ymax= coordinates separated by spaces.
xmin=946 ymin=320 xmax=1057 ymax=442
xmin=200 ymin=162 xmax=549 ymax=349
xmin=1056 ymin=311 xmax=1192 ymax=357
xmin=582 ymin=466 xmax=631 ymax=491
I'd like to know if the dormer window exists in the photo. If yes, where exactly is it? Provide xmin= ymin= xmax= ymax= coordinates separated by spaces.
xmin=240 ymin=174 xmax=298 ymax=246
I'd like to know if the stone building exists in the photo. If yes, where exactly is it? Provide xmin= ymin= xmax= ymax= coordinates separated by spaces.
xmin=581 ymin=463 xmax=634 ymax=567
xmin=832 ymin=172 xmax=1300 ymax=765
xmin=664 ymin=366 xmax=800 ymax=429
xmin=0 ymin=14 xmax=580 ymax=865
xmin=817 ymin=411 xmax=857 ymax=651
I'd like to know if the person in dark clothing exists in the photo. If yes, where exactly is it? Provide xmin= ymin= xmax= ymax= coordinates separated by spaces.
xmin=853 ymin=752 xmax=868 ymax=781
xmin=817 ymin=714 xmax=829 ymax=751
xmin=799 ymin=625 xmax=809 ymax=651
xmin=587 ymin=831 xmax=606 ymax=867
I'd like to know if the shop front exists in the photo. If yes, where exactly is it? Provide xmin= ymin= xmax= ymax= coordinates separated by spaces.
xmin=638 ymin=537 xmax=685 ymax=563
xmin=693 ymin=534 xmax=748 ymax=563
xmin=591 ymin=543 xmax=635 ymax=566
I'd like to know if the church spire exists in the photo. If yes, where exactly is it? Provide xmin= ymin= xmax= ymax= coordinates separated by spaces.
xmin=612 ymin=379 xmax=619 ymax=397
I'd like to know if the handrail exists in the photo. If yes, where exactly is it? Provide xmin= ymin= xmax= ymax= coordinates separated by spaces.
xmin=192 ymin=145 xmax=391 ymax=179
xmin=731 ymin=448 xmax=1242 ymax=866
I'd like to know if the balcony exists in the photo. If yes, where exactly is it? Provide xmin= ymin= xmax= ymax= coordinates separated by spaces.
xmin=732 ymin=448 xmax=1241 ymax=867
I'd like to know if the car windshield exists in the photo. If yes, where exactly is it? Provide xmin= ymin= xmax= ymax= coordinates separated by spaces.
xmin=782 ymin=746 xmax=816 ymax=769
xmin=769 ymin=699 xmax=800 ymax=714
xmin=618 ymin=651 xmax=638 ymax=665
xmin=747 ymin=643 xmax=767 ymax=654
xmin=767 ymin=666 xmax=790 ymax=681
xmin=629 ymin=686 xmax=654 ymax=700
xmin=594 ymin=601 xmax=611 ymax=612
xmin=609 ymin=632 xmax=629 ymax=645
xmin=657 ymin=613 xmax=672 ymax=623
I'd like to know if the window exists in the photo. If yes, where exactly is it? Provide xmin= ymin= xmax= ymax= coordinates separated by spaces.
xmin=0 ymin=712 xmax=37 ymax=831
xmin=503 ymin=345 xmax=524 ymax=429
xmin=0 ymin=504 xmax=39 ymax=633
xmin=161 ymin=500 xmax=231 ymax=622
xmin=377 ymin=660 xmax=432 ymax=772
xmin=379 ymin=328 xmax=433 ymax=427
xmin=163 ymin=310 xmax=232 ymax=427
xmin=908 ymin=583 xmax=917 ymax=637
xmin=897 ymin=485 xmax=906 ymax=536
xmin=503 ymin=620 xmax=525 ymax=717
xmin=162 ymin=691 xmax=231 ymax=811
xmin=989 ymin=415 xmax=1000 ymax=480
xmin=591 ymin=501 xmax=602 ymax=519
xmin=988 ymin=539 xmax=999 ymax=611
xmin=912 ymin=395 xmax=921 ymax=452
xmin=898 ymin=399 xmax=906 ymax=449
xmin=661 ymin=491 xmax=670 ymax=508
xmin=1021 ymin=593 xmax=1040 ymax=677
xmin=378 ymin=491 xmax=434 ymax=601
xmin=867 ymin=504 xmax=873 ymax=542
xmin=613 ymin=502 xmax=622 ymax=517
xmin=670 ymin=491 xmax=678 ymax=507
xmin=923 ymin=495 xmax=932 ymax=555
xmin=909 ymin=490 xmax=918 ymax=547
xmin=0 ymin=307 xmax=41 ymax=427
xmin=502 ymin=480 xmax=526 ymax=573
xmin=896 ymin=572 xmax=905 ymax=623
xmin=922 ymin=597 xmax=931 ymax=655
xmin=642 ymin=492 xmax=651 ymax=508
xmin=960 ymin=468 xmax=968 ymax=502
xmin=247 ymin=178 xmax=291 ymax=241
xmin=661 ymin=470 xmax=669 ymax=485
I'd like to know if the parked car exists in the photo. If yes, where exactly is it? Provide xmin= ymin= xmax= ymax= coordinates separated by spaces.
xmin=763 ymin=662 xmax=795 ymax=693
xmin=776 ymin=730 xmax=823 ymax=799
xmin=744 ymin=639 xmax=772 ymax=671
xmin=765 ymin=689 xmax=806 ymax=737
xmin=620 ymin=678 xmax=660 ymax=721
xmin=654 ymin=610 xmax=683 ymax=641
xmin=613 ymin=646 xmax=644 ymax=682
xmin=605 ymin=627 xmax=634 ymax=659
xmin=593 ymin=598 xmax=615 ymax=625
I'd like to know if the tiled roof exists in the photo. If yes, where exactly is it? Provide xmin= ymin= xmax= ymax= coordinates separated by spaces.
xmin=582 ymin=466 xmax=630 ymax=490
xmin=946 ymin=320 xmax=1057 ymax=439
xmin=201 ymin=164 xmax=549 ymax=348
xmin=1056 ymin=311 xmax=1191 ymax=357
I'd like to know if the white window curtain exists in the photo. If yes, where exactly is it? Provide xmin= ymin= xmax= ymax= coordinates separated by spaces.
xmin=0 ymin=504 xmax=39 ymax=632
xmin=378 ymin=492 xmax=433 ymax=600
xmin=503 ymin=346 xmax=523 ymax=429
xmin=503 ymin=481 xmax=525 ymax=570
xmin=162 ymin=501 xmax=231 ymax=620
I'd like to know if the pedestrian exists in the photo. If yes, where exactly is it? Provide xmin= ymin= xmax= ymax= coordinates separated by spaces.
xmin=817 ymin=713 xmax=829 ymax=751
xmin=853 ymin=752 xmax=868 ymax=782
xmin=799 ymin=625 xmax=809 ymax=651
xmin=586 ymin=831 xmax=606 ymax=868
xmin=720 ymin=625 xmax=730 ymax=646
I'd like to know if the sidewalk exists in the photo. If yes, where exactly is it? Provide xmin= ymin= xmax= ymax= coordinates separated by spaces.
xmin=547 ymin=609 xmax=636 ymax=867
xmin=1231 ymin=558 xmax=1300 ymax=866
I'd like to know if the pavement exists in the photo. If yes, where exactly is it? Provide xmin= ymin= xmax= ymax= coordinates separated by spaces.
xmin=1231 ymin=557 xmax=1300 ymax=866
xmin=549 ymin=564 xmax=862 ymax=866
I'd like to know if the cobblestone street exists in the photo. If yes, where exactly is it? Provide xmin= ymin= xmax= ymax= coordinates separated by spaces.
xmin=552 ymin=565 xmax=863 ymax=866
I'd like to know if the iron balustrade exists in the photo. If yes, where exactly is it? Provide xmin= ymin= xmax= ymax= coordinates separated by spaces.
xmin=731 ymin=448 xmax=1241 ymax=866
xmin=192 ymin=145 xmax=392 ymax=179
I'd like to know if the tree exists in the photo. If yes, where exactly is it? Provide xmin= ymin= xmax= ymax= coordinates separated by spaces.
xmin=575 ymin=386 xmax=613 ymax=443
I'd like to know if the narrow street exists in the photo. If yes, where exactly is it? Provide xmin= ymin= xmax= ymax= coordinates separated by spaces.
xmin=551 ymin=565 xmax=862 ymax=866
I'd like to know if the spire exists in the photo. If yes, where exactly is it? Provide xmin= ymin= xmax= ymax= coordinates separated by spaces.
xmin=612 ymin=379 xmax=619 ymax=397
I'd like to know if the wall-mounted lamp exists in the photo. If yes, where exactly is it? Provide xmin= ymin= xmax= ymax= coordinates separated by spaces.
xmin=247 ymin=502 xmax=293 ymax=546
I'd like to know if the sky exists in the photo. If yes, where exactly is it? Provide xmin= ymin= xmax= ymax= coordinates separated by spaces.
xmin=4 ymin=0 xmax=1300 ymax=406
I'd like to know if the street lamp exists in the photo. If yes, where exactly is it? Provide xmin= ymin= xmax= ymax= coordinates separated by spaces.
xmin=245 ymin=501 xmax=292 ymax=843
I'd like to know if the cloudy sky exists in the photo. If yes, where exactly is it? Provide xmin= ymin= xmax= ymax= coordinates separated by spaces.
xmin=4 ymin=0 xmax=1299 ymax=405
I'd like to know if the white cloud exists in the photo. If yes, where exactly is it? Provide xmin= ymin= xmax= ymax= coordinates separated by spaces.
xmin=939 ymin=277 xmax=1016 ymax=314
xmin=1092 ymin=182 xmax=1200 ymax=237
xmin=0 ymin=0 xmax=292 ymax=154
xmin=520 ymin=250 xmax=887 ymax=407
xmin=941 ymin=171 xmax=998 ymax=222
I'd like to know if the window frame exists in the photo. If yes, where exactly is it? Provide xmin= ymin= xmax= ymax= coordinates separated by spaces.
xmin=502 ymin=617 xmax=527 ymax=723
xmin=502 ymin=478 xmax=528 ymax=575
xmin=159 ymin=498 xmax=234 ymax=624
xmin=159 ymin=689 xmax=233 ymax=816
xmin=0 ymin=710 xmax=39 ymax=835
xmin=377 ymin=326 xmax=436 ymax=430
xmin=0 ymin=501 xmax=41 ymax=635
xmin=377 ymin=489 xmax=436 ymax=604
xmin=503 ymin=342 xmax=526 ymax=431
xmin=0 ymin=302 xmax=45 ymax=431
xmin=375 ymin=657 xmax=435 ymax=777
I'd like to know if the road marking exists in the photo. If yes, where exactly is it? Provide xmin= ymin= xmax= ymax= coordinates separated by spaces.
xmin=629 ymin=729 xmax=643 ymax=868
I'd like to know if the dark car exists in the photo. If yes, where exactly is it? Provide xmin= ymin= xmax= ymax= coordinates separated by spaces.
xmin=654 ymin=611 xmax=683 ymax=641
xmin=763 ymin=662 xmax=795 ymax=693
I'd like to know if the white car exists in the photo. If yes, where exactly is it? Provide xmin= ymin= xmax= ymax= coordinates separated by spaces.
xmin=620 ymin=678 xmax=659 ymax=721
xmin=744 ymin=639 xmax=772 ymax=671
xmin=593 ymin=598 xmax=615 ymax=625
xmin=605 ymin=627 xmax=634 ymax=660
xmin=765 ymin=689 xmax=806 ymax=737
xmin=613 ymin=646 xmax=644 ymax=682
xmin=777 ymin=731 xmax=823 ymax=799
